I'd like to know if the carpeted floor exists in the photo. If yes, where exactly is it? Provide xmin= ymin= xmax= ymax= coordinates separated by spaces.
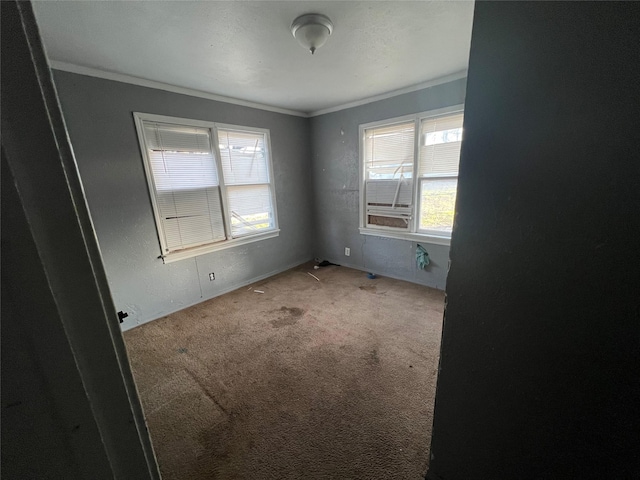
xmin=124 ymin=262 xmax=444 ymax=479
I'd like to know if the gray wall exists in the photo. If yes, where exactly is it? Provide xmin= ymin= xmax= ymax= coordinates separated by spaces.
xmin=428 ymin=2 xmax=640 ymax=479
xmin=310 ymin=79 xmax=466 ymax=289
xmin=53 ymin=71 xmax=315 ymax=330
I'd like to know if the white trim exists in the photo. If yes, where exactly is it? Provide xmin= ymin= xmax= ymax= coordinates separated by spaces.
xmin=359 ymin=122 xmax=366 ymax=229
xmin=162 ymin=229 xmax=280 ymax=263
xmin=359 ymin=112 xmax=420 ymax=131
xmin=419 ymin=104 xmax=466 ymax=120
xmin=133 ymin=113 xmax=169 ymax=252
xmin=133 ymin=112 xmax=280 ymax=262
xmin=309 ymin=71 xmax=468 ymax=117
xmin=213 ymin=122 xmax=280 ymax=236
xmin=215 ymin=122 xmax=280 ymax=235
xmin=210 ymin=125 xmax=231 ymax=239
xmin=214 ymin=122 xmax=271 ymax=135
xmin=359 ymin=227 xmax=451 ymax=246
xmin=359 ymin=104 xmax=464 ymax=245
xmin=412 ymin=112 xmax=422 ymax=232
xmin=50 ymin=61 xmax=308 ymax=117
xmin=133 ymin=112 xmax=219 ymax=129
xmin=265 ymin=127 xmax=279 ymax=233
xmin=50 ymin=60 xmax=466 ymax=118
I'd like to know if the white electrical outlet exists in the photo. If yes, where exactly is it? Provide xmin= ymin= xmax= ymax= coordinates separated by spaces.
xmin=345 ymin=247 xmax=351 ymax=256
xmin=209 ymin=272 xmax=215 ymax=281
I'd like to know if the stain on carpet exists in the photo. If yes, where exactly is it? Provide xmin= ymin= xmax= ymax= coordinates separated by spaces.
xmin=183 ymin=367 xmax=230 ymax=416
xmin=368 ymin=348 xmax=381 ymax=365
xmin=270 ymin=306 xmax=305 ymax=328
xmin=359 ymin=285 xmax=377 ymax=293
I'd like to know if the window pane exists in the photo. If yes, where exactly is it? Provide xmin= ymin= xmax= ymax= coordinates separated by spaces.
xmin=419 ymin=178 xmax=457 ymax=233
xmin=218 ymin=129 xmax=269 ymax=185
xmin=144 ymin=122 xmax=211 ymax=154
xmin=424 ymin=127 xmax=463 ymax=146
xmin=364 ymin=121 xmax=415 ymax=179
xmin=148 ymin=151 xmax=219 ymax=191
xmin=141 ymin=121 xmax=226 ymax=252
xmin=226 ymin=184 xmax=274 ymax=237
xmin=158 ymin=187 xmax=226 ymax=249
xmin=365 ymin=179 xmax=413 ymax=207
xmin=419 ymin=113 xmax=463 ymax=176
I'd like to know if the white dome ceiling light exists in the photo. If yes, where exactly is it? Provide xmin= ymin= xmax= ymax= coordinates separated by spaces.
xmin=291 ymin=13 xmax=333 ymax=55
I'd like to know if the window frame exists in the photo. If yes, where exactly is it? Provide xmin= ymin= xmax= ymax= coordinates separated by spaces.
xmin=133 ymin=112 xmax=279 ymax=263
xmin=358 ymin=104 xmax=464 ymax=246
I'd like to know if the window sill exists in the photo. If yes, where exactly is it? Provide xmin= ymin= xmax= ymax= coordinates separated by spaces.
xmin=359 ymin=227 xmax=451 ymax=246
xmin=160 ymin=229 xmax=280 ymax=264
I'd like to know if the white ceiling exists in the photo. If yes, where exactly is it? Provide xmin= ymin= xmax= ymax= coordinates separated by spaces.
xmin=33 ymin=1 xmax=474 ymax=115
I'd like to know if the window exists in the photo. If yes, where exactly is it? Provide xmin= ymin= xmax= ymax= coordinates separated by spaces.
xmin=134 ymin=113 xmax=278 ymax=263
xmin=359 ymin=106 xmax=463 ymax=245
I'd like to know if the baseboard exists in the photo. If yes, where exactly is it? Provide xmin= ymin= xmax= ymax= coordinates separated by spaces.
xmin=322 ymin=258 xmax=445 ymax=291
xmin=123 ymin=257 xmax=313 ymax=331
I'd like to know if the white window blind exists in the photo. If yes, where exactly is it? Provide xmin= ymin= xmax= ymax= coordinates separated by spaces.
xmin=218 ymin=129 xmax=275 ymax=237
xmin=142 ymin=121 xmax=226 ymax=252
xmin=365 ymin=180 xmax=413 ymax=208
xmin=364 ymin=121 xmax=415 ymax=179
xmin=418 ymin=113 xmax=464 ymax=177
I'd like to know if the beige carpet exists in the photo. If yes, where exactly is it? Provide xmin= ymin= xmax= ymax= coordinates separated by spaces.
xmin=124 ymin=262 xmax=444 ymax=479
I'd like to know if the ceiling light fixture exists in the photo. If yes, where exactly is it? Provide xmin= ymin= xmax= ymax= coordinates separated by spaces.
xmin=291 ymin=13 xmax=333 ymax=55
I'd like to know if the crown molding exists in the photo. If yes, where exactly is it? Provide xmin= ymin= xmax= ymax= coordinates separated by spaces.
xmin=307 ymin=71 xmax=468 ymax=117
xmin=49 ymin=61 xmax=309 ymax=118
xmin=49 ymin=61 xmax=467 ymax=119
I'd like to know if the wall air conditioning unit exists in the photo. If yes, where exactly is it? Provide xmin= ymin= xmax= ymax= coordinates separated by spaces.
xmin=365 ymin=178 xmax=413 ymax=229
